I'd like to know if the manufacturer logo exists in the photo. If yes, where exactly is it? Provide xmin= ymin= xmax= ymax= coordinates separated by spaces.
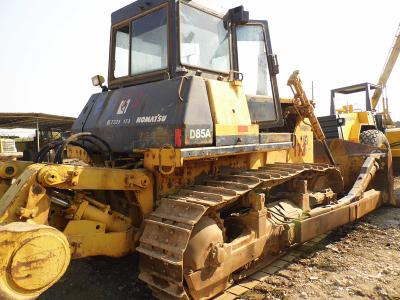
xmin=189 ymin=129 xmax=212 ymax=139
xmin=136 ymin=114 xmax=167 ymax=124
xmin=117 ymin=98 xmax=131 ymax=115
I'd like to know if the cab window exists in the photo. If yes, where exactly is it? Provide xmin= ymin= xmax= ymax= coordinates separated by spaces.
xmin=131 ymin=7 xmax=168 ymax=75
xmin=112 ymin=7 xmax=168 ymax=78
xmin=114 ymin=26 xmax=129 ymax=78
xmin=179 ymin=3 xmax=230 ymax=73
xmin=236 ymin=25 xmax=270 ymax=96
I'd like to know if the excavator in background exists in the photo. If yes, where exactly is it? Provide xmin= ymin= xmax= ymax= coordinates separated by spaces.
xmin=373 ymin=24 xmax=400 ymax=128
xmin=0 ymin=1 xmax=395 ymax=299
xmin=319 ymin=24 xmax=400 ymax=164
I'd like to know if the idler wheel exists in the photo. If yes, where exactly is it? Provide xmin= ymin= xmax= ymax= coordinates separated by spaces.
xmin=184 ymin=216 xmax=229 ymax=300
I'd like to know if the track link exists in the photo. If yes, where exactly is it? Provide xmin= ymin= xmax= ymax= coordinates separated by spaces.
xmin=137 ymin=163 xmax=340 ymax=300
xmin=215 ymin=232 xmax=332 ymax=300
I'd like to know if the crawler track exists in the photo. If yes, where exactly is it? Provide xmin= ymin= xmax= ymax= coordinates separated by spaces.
xmin=137 ymin=163 xmax=341 ymax=300
xmin=213 ymin=232 xmax=331 ymax=300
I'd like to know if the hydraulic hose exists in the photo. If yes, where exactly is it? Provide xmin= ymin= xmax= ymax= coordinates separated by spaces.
xmin=53 ymin=132 xmax=112 ymax=164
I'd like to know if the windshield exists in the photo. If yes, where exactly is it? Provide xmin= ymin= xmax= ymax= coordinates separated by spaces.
xmin=179 ymin=3 xmax=230 ymax=73
xmin=334 ymin=92 xmax=368 ymax=112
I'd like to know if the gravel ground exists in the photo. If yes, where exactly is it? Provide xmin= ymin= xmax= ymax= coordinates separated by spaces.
xmin=241 ymin=177 xmax=400 ymax=300
xmin=39 ymin=252 xmax=151 ymax=300
xmin=241 ymin=207 xmax=400 ymax=300
xmin=40 ymin=181 xmax=400 ymax=300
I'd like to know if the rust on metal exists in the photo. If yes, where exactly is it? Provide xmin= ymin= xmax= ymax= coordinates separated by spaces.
xmin=137 ymin=163 xmax=344 ymax=299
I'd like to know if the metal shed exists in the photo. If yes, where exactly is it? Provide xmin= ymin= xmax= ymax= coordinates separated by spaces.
xmin=0 ymin=113 xmax=76 ymax=152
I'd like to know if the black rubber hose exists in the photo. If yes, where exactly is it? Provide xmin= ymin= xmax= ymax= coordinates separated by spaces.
xmin=72 ymin=139 xmax=108 ymax=163
xmin=52 ymin=138 xmax=101 ymax=164
xmin=36 ymin=140 xmax=94 ymax=163
xmin=35 ymin=140 xmax=63 ymax=163
xmin=57 ymin=141 xmax=95 ymax=163
xmin=72 ymin=137 xmax=105 ymax=155
xmin=54 ymin=132 xmax=112 ymax=164
xmin=53 ymin=135 xmax=110 ymax=164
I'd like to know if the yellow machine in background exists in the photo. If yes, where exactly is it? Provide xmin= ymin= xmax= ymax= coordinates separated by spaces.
xmin=319 ymin=24 xmax=400 ymax=159
xmin=319 ymin=83 xmax=390 ymax=149
xmin=0 ymin=1 xmax=395 ymax=300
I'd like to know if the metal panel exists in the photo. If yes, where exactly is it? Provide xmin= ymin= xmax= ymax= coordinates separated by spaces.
xmin=72 ymin=76 xmax=213 ymax=152
xmin=111 ymin=0 xmax=170 ymax=25
xmin=317 ymin=115 xmax=342 ymax=139
xmin=179 ymin=141 xmax=294 ymax=159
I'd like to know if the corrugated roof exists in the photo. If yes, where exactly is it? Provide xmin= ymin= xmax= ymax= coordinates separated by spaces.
xmin=0 ymin=113 xmax=76 ymax=131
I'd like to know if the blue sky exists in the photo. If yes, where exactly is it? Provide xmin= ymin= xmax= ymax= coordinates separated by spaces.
xmin=1 ymin=0 xmax=399 ymax=119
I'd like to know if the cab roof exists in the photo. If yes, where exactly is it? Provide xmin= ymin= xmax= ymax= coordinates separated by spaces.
xmin=331 ymin=83 xmax=379 ymax=95
xmin=111 ymin=0 xmax=169 ymax=25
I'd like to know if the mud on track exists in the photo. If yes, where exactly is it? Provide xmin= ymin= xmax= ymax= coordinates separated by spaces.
xmin=40 ymin=181 xmax=400 ymax=300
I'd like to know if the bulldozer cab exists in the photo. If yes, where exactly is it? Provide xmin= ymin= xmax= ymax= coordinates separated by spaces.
xmin=109 ymin=1 xmax=279 ymax=93
xmin=73 ymin=0 xmax=284 ymax=151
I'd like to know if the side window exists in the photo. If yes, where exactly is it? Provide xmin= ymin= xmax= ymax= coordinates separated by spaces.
xmin=236 ymin=25 xmax=270 ymax=96
xmin=131 ymin=8 xmax=168 ymax=75
xmin=114 ymin=26 xmax=129 ymax=78
xmin=179 ymin=3 xmax=230 ymax=73
xmin=112 ymin=7 xmax=168 ymax=79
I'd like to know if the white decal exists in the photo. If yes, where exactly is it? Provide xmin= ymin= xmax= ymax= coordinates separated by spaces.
xmin=189 ymin=129 xmax=211 ymax=139
xmin=106 ymin=118 xmax=131 ymax=126
xmin=117 ymin=98 xmax=131 ymax=115
xmin=107 ymin=119 xmax=121 ymax=126
xmin=136 ymin=114 xmax=167 ymax=124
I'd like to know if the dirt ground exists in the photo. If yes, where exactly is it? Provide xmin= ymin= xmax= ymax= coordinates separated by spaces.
xmin=39 ymin=251 xmax=151 ymax=300
xmin=40 ymin=181 xmax=400 ymax=300
xmin=241 ymin=206 xmax=400 ymax=300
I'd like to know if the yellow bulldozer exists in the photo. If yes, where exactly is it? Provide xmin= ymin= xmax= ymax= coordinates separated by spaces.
xmin=0 ymin=1 xmax=395 ymax=299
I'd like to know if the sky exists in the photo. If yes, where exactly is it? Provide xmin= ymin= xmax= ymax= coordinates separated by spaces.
xmin=0 ymin=0 xmax=399 ymax=120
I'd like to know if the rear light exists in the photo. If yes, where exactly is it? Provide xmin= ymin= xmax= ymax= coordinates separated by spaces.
xmin=175 ymin=128 xmax=182 ymax=148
